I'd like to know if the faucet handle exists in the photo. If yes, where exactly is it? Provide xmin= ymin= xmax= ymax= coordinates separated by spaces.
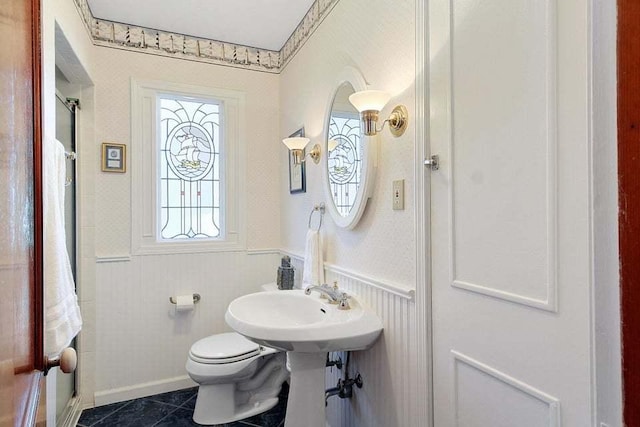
xmin=332 ymin=281 xmax=339 ymax=290
xmin=338 ymin=294 xmax=351 ymax=310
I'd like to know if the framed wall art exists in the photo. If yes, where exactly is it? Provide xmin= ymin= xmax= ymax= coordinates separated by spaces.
xmin=102 ymin=142 xmax=126 ymax=173
xmin=288 ymin=127 xmax=306 ymax=194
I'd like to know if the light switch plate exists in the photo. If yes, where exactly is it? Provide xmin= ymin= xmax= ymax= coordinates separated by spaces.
xmin=393 ymin=179 xmax=404 ymax=210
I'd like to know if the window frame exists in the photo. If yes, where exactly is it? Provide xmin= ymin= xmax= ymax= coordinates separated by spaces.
xmin=131 ymin=79 xmax=246 ymax=254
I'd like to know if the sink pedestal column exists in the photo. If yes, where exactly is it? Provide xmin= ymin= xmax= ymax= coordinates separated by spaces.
xmin=284 ymin=352 xmax=327 ymax=427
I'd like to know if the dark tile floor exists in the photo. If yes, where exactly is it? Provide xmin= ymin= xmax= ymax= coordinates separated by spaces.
xmin=77 ymin=383 xmax=289 ymax=427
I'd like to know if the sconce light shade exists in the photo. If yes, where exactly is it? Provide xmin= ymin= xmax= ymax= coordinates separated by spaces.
xmin=348 ymin=90 xmax=391 ymax=113
xmin=327 ymin=139 xmax=339 ymax=152
xmin=282 ymin=137 xmax=310 ymax=150
xmin=282 ymin=136 xmax=321 ymax=165
xmin=348 ymin=90 xmax=408 ymax=137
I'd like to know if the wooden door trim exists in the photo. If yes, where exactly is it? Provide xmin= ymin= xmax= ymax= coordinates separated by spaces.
xmin=21 ymin=373 xmax=43 ymax=425
xmin=617 ymin=0 xmax=640 ymax=425
xmin=31 ymin=0 xmax=44 ymax=373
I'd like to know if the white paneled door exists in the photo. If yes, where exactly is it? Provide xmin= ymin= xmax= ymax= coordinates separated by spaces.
xmin=429 ymin=0 xmax=593 ymax=425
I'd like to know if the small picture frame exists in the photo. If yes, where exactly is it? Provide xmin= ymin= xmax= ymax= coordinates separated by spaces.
xmin=288 ymin=127 xmax=306 ymax=194
xmin=102 ymin=143 xmax=126 ymax=173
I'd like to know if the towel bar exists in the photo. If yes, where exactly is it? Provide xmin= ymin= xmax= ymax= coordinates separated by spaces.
xmin=308 ymin=203 xmax=325 ymax=231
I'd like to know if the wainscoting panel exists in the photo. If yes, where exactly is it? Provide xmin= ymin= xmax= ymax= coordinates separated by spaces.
xmin=94 ymin=251 xmax=280 ymax=404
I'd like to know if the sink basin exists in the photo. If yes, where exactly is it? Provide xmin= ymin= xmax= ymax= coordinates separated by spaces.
xmin=225 ymin=289 xmax=383 ymax=427
xmin=225 ymin=290 xmax=383 ymax=352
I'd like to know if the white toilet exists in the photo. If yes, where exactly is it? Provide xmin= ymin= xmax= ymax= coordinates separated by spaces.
xmin=186 ymin=284 xmax=288 ymax=425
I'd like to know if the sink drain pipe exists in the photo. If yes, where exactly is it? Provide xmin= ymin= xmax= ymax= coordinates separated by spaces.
xmin=325 ymin=351 xmax=363 ymax=406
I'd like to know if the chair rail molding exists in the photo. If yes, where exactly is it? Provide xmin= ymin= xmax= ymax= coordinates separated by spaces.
xmin=280 ymin=250 xmax=415 ymax=301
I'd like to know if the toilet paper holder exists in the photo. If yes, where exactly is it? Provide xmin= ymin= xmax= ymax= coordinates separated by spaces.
xmin=169 ymin=293 xmax=201 ymax=305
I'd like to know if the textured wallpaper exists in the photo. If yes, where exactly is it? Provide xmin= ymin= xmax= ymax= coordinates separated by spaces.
xmin=279 ymin=0 xmax=417 ymax=288
xmin=92 ymin=48 xmax=282 ymax=254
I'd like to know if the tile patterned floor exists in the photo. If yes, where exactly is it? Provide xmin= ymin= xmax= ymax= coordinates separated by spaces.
xmin=77 ymin=383 xmax=288 ymax=427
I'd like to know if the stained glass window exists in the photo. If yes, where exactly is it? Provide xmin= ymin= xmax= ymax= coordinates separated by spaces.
xmin=327 ymin=112 xmax=362 ymax=216
xmin=158 ymin=95 xmax=221 ymax=240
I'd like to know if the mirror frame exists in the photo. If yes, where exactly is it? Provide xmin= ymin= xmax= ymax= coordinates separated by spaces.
xmin=322 ymin=67 xmax=377 ymax=229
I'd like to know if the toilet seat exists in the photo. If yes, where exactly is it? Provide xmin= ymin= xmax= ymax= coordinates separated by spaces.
xmin=189 ymin=332 xmax=261 ymax=365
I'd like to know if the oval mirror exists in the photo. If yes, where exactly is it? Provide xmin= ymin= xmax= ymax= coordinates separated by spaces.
xmin=323 ymin=68 xmax=376 ymax=229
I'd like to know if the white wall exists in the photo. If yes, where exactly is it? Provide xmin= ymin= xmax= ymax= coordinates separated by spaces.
xmin=280 ymin=2 xmax=416 ymax=288
xmin=92 ymin=50 xmax=281 ymax=256
xmin=279 ymin=0 xmax=420 ymax=425
xmin=89 ymin=47 xmax=282 ymax=402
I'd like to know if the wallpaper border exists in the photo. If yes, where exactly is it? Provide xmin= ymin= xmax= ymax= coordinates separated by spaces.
xmin=73 ymin=0 xmax=341 ymax=73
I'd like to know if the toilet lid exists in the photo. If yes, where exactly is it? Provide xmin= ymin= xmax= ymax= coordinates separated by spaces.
xmin=189 ymin=332 xmax=261 ymax=364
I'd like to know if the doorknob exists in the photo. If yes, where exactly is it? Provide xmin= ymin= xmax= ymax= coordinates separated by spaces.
xmin=424 ymin=155 xmax=439 ymax=170
xmin=44 ymin=347 xmax=77 ymax=375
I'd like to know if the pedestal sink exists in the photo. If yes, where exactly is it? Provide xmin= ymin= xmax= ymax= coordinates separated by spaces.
xmin=225 ymin=290 xmax=383 ymax=427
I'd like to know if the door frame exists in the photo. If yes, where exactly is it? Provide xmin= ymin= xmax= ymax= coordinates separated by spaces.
xmin=2 ymin=0 xmax=46 ymax=422
xmin=33 ymin=0 xmax=45 ymax=375
xmin=414 ymin=1 xmax=432 ymax=426
xmin=617 ymin=1 xmax=640 ymax=424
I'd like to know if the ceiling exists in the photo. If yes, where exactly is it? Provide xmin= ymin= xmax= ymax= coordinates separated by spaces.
xmin=86 ymin=0 xmax=316 ymax=51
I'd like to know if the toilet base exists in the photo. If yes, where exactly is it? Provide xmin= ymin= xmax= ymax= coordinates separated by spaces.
xmin=192 ymin=383 xmax=279 ymax=425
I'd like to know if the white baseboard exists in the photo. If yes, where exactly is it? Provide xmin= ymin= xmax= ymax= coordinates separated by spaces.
xmin=93 ymin=375 xmax=197 ymax=407
xmin=57 ymin=395 xmax=83 ymax=427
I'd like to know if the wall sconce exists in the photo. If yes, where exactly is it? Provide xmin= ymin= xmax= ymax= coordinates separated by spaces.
xmin=327 ymin=139 xmax=339 ymax=152
xmin=348 ymin=90 xmax=408 ymax=137
xmin=282 ymin=137 xmax=321 ymax=165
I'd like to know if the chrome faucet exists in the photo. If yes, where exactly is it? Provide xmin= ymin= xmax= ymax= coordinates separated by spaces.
xmin=305 ymin=284 xmax=340 ymax=302
xmin=305 ymin=282 xmax=351 ymax=310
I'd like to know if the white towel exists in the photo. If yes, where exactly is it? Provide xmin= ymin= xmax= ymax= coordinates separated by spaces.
xmin=302 ymin=229 xmax=324 ymax=289
xmin=44 ymin=138 xmax=82 ymax=357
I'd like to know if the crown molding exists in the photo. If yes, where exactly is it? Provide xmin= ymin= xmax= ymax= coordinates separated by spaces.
xmin=73 ymin=0 xmax=341 ymax=73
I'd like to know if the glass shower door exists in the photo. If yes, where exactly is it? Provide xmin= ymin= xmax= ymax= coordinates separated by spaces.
xmin=55 ymin=94 xmax=77 ymax=421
